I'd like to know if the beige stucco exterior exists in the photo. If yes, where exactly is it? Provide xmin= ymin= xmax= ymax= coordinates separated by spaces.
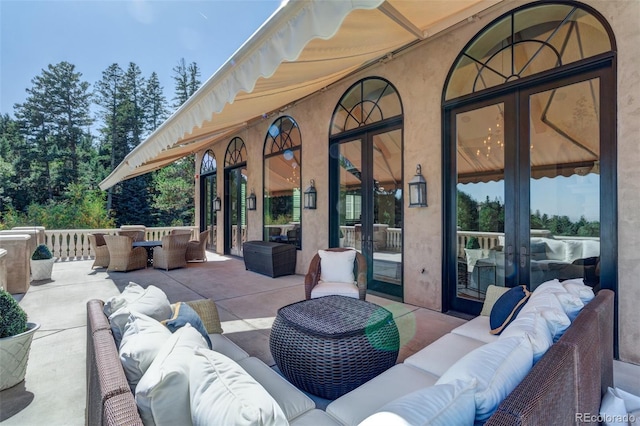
xmin=194 ymin=0 xmax=640 ymax=365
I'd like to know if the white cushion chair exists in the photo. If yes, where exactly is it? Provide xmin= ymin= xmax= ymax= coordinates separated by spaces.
xmin=304 ymin=248 xmax=367 ymax=300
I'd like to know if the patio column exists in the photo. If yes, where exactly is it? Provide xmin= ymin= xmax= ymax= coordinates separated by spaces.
xmin=12 ymin=226 xmax=46 ymax=245
xmin=0 ymin=234 xmax=31 ymax=294
xmin=0 ymin=229 xmax=39 ymax=259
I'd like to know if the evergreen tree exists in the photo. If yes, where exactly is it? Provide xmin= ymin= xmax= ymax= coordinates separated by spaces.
xmin=172 ymin=58 xmax=201 ymax=108
xmin=142 ymin=72 xmax=168 ymax=134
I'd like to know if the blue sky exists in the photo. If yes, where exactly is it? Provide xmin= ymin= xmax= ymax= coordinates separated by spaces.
xmin=0 ymin=0 xmax=282 ymax=116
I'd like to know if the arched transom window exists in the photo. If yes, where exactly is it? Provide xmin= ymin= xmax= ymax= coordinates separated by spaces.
xmin=445 ymin=2 xmax=613 ymax=101
xmin=200 ymin=149 xmax=217 ymax=175
xmin=225 ymin=137 xmax=247 ymax=167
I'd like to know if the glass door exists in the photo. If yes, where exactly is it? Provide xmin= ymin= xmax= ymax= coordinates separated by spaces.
xmin=201 ymin=174 xmax=217 ymax=251
xmin=333 ymin=126 xmax=403 ymax=299
xmin=225 ymin=167 xmax=247 ymax=256
xmin=449 ymin=74 xmax=603 ymax=313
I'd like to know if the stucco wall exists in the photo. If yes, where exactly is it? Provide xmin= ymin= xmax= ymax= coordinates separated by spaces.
xmin=196 ymin=0 xmax=639 ymax=364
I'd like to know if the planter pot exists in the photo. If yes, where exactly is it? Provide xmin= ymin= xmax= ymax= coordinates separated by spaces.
xmin=30 ymin=257 xmax=56 ymax=281
xmin=0 ymin=322 xmax=40 ymax=390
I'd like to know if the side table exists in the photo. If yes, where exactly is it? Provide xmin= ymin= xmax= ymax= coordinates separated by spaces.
xmin=269 ymin=295 xmax=399 ymax=399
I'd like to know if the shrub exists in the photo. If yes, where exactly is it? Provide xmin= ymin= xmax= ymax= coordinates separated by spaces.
xmin=32 ymin=244 xmax=53 ymax=260
xmin=466 ymin=236 xmax=480 ymax=249
xmin=0 ymin=289 xmax=27 ymax=338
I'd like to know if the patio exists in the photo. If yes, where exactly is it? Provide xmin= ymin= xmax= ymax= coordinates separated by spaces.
xmin=1 ymin=250 xmax=477 ymax=425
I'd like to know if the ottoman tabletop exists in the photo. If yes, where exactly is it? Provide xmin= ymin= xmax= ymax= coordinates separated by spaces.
xmin=270 ymin=295 xmax=399 ymax=399
xmin=277 ymin=295 xmax=393 ymax=338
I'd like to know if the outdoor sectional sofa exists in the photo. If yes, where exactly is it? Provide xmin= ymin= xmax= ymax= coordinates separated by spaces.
xmin=86 ymin=285 xmax=613 ymax=425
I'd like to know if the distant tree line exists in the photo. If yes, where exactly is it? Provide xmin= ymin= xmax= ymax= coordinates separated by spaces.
xmin=457 ymin=191 xmax=599 ymax=237
xmin=0 ymin=58 xmax=201 ymax=230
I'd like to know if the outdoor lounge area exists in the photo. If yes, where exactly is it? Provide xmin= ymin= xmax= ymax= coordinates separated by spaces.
xmin=1 ymin=251 xmax=639 ymax=425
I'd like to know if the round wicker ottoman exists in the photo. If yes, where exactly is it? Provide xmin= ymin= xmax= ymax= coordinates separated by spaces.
xmin=269 ymin=295 xmax=399 ymax=399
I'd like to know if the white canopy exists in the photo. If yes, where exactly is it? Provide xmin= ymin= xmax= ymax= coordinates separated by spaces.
xmin=100 ymin=0 xmax=502 ymax=190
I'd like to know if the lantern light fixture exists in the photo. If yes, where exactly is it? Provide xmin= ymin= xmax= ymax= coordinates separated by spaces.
xmin=247 ymin=188 xmax=257 ymax=211
xmin=304 ymin=179 xmax=317 ymax=210
xmin=213 ymin=194 xmax=222 ymax=212
xmin=408 ymin=164 xmax=427 ymax=208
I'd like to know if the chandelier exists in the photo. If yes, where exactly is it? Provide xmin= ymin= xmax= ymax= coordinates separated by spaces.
xmin=476 ymin=111 xmax=504 ymax=158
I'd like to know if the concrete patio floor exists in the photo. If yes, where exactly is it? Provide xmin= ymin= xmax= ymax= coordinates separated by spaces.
xmin=1 ymin=251 xmax=639 ymax=425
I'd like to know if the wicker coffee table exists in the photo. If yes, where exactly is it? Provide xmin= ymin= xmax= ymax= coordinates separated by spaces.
xmin=269 ymin=295 xmax=399 ymax=399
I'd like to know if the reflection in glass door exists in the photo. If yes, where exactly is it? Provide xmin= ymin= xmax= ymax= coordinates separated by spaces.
xmin=527 ymin=78 xmax=600 ymax=290
xmin=334 ymin=127 xmax=403 ymax=299
xmin=225 ymin=167 xmax=247 ymax=256
xmin=455 ymin=102 xmax=507 ymax=302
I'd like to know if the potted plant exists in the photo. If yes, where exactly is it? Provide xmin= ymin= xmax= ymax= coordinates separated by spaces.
xmin=464 ymin=236 xmax=485 ymax=277
xmin=0 ymin=288 xmax=40 ymax=390
xmin=30 ymin=244 xmax=55 ymax=281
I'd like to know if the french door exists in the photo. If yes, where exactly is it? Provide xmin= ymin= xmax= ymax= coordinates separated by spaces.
xmin=330 ymin=124 xmax=403 ymax=299
xmin=225 ymin=166 xmax=247 ymax=256
xmin=200 ymin=174 xmax=217 ymax=251
xmin=448 ymin=69 xmax=611 ymax=314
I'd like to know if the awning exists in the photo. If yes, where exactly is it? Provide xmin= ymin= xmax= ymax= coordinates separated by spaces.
xmin=100 ymin=0 xmax=503 ymax=190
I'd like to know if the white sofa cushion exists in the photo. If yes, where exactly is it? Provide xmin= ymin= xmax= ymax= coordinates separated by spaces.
xmin=499 ymin=311 xmax=553 ymax=362
xmin=520 ymin=291 xmax=571 ymax=341
xmin=436 ymin=336 xmax=534 ymax=421
xmin=311 ymin=281 xmax=359 ymax=299
xmin=451 ymin=315 xmax=498 ymax=344
xmin=290 ymin=409 xmax=342 ymax=425
xmin=404 ymin=333 xmax=486 ymax=377
xmin=581 ymin=239 xmax=600 ymax=259
xmin=318 ymin=249 xmax=356 ymax=283
xmin=135 ymin=325 xmax=208 ymax=426
xmin=189 ymin=348 xmax=288 ymax=426
xmin=543 ymin=238 xmax=566 ymax=261
xmin=359 ymin=379 xmax=477 ymax=426
xmin=562 ymin=278 xmax=595 ymax=303
xmin=237 ymin=357 xmax=315 ymax=421
xmin=209 ymin=333 xmax=250 ymax=362
xmin=534 ymin=279 xmax=584 ymax=320
xmin=326 ymin=364 xmax=439 ymax=426
xmin=119 ymin=311 xmax=172 ymax=391
xmin=564 ymin=240 xmax=584 ymax=263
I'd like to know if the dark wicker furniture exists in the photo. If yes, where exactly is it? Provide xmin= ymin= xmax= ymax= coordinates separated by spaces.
xmin=270 ymin=295 xmax=399 ymax=399
xmin=243 ymin=240 xmax=296 ymax=277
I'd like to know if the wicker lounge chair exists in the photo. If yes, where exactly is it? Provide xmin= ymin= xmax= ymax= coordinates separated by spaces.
xmin=88 ymin=233 xmax=110 ymax=269
xmin=103 ymin=235 xmax=147 ymax=272
xmin=153 ymin=233 xmax=190 ymax=270
xmin=186 ymin=230 xmax=209 ymax=262
xmin=304 ymin=248 xmax=367 ymax=300
xmin=118 ymin=230 xmax=145 ymax=242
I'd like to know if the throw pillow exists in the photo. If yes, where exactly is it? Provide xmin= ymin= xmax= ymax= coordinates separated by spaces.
xmin=185 ymin=299 xmax=223 ymax=334
xmin=530 ymin=241 xmax=548 ymax=261
xmin=481 ymin=285 xmax=510 ymax=316
xmin=600 ymin=387 xmax=628 ymax=426
xmin=119 ymin=312 xmax=172 ymax=391
xmin=436 ymin=336 xmax=534 ymax=421
xmin=533 ymin=279 xmax=585 ymax=320
xmin=359 ymin=379 xmax=477 ymax=426
xmin=562 ymin=278 xmax=595 ymax=303
xmin=490 ymin=285 xmax=531 ymax=335
xmin=318 ymin=249 xmax=356 ymax=284
xmin=563 ymin=240 xmax=584 ymax=263
xmin=520 ymin=291 xmax=571 ymax=341
xmin=189 ymin=347 xmax=288 ymax=426
xmin=106 ymin=284 xmax=173 ymax=348
xmin=162 ymin=302 xmax=212 ymax=349
xmin=499 ymin=311 xmax=554 ymax=362
xmin=135 ymin=324 xmax=208 ymax=426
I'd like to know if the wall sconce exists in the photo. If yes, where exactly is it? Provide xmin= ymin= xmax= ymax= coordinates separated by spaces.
xmin=213 ymin=194 xmax=222 ymax=212
xmin=408 ymin=164 xmax=427 ymax=207
xmin=247 ymin=188 xmax=257 ymax=211
xmin=304 ymin=179 xmax=317 ymax=210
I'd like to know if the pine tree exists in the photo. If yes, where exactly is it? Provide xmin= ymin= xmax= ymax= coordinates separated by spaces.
xmin=142 ymin=72 xmax=168 ymax=135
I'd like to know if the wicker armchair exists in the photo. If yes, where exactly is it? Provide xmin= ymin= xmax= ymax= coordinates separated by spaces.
xmin=170 ymin=229 xmax=192 ymax=236
xmin=88 ymin=233 xmax=110 ymax=269
xmin=103 ymin=235 xmax=147 ymax=272
xmin=153 ymin=233 xmax=190 ymax=270
xmin=118 ymin=230 xmax=145 ymax=242
xmin=304 ymin=248 xmax=367 ymax=300
xmin=186 ymin=230 xmax=209 ymax=262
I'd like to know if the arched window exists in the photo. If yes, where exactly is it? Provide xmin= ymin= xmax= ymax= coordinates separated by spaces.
xmin=263 ymin=116 xmax=302 ymax=249
xmin=225 ymin=137 xmax=247 ymax=167
xmin=200 ymin=149 xmax=217 ymax=175
xmin=443 ymin=2 xmax=616 ymax=314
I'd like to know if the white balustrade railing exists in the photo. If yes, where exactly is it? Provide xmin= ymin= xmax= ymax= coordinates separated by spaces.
xmin=44 ymin=226 xmax=198 ymax=260
xmin=386 ymin=228 xmax=402 ymax=251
